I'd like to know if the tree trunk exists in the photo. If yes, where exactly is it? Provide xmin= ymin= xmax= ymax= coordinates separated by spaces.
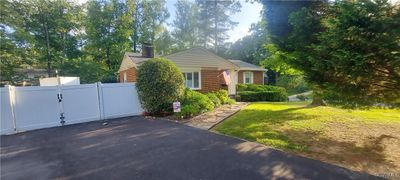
xmin=106 ymin=46 xmax=111 ymax=69
xmin=133 ymin=29 xmax=137 ymax=52
xmin=133 ymin=3 xmax=139 ymax=52
xmin=44 ymin=22 xmax=52 ymax=77
xmin=309 ymin=86 xmax=327 ymax=106
xmin=214 ymin=0 xmax=218 ymax=53
xmin=61 ymin=31 xmax=66 ymax=65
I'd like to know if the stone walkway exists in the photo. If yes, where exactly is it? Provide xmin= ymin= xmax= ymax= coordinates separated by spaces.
xmin=184 ymin=102 xmax=249 ymax=130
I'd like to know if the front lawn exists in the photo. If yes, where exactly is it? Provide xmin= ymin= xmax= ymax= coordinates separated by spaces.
xmin=214 ymin=102 xmax=400 ymax=176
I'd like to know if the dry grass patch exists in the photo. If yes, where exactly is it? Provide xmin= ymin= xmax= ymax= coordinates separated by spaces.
xmin=214 ymin=102 xmax=400 ymax=176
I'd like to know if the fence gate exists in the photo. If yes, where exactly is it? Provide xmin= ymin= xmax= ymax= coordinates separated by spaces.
xmin=0 ymin=83 xmax=142 ymax=135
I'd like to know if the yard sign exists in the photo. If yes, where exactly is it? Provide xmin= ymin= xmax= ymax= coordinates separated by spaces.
xmin=173 ymin=102 xmax=181 ymax=112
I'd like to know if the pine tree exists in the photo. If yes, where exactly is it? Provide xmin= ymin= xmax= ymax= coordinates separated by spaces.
xmin=172 ymin=0 xmax=201 ymax=50
xmin=196 ymin=0 xmax=241 ymax=53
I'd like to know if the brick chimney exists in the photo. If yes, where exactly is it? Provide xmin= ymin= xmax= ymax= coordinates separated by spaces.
xmin=142 ymin=43 xmax=154 ymax=58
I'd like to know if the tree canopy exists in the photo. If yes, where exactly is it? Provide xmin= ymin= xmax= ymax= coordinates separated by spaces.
xmin=1 ymin=0 xmax=244 ymax=86
xmin=261 ymin=0 xmax=400 ymax=106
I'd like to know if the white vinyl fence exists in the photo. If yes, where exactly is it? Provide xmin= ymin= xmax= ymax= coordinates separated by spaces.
xmin=0 ymin=83 xmax=143 ymax=135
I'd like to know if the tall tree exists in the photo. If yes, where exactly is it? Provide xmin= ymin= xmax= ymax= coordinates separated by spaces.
xmin=263 ymin=0 xmax=400 ymax=106
xmin=172 ymin=0 xmax=200 ymax=50
xmin=154 ymin=28 xmax=175 ymax=55
xmin=131 ymin=0 xmax=169 ymax=52
xmin=1 ymin=0 xmax=34 ymax=84
xmin=290 ymin=0 xmax=399 ymax=106
xmin=261 ymin=0 xmax=327 ymax=104
xmin=196 ymin=0 xmax=241 ymax=53
xmin=85 ymin=0 xmax=134 ymax=73
xmin=226 ymin=21 xmax=269 ymax=65
xmin=261 ymin=0 xmax=315 ymax=48
xmin=2 ymin=0 xmax=82 ymax=77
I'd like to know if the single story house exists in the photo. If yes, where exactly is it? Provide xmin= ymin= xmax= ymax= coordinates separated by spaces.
xmin=118 ymin=46 xmax=266 ymax=95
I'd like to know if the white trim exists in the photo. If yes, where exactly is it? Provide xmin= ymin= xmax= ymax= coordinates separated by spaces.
xmin=228 ymin=70 xmax=237 ymax=95
xmin=263 ymin=72 xmax=265 ymax=85
xmin=243 ymin=71 xmax=253 ymax=84
xmin=123 ymin=72 xmax=127 ymax=83
xmin=182 ymin=71 xmax=201 ymax=90
xmin=239 ymin=68 xmax=267 ymax=71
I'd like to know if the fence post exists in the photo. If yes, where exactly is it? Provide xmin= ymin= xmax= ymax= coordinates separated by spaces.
xmin=6 ymin=85 xmax=17 ymax=132
xmin=96 ymin=82 xmax=104 ymax=120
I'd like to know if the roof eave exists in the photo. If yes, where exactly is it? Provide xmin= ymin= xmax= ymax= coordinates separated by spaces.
xmin=238 ymin=68 xmax=267 ymax=71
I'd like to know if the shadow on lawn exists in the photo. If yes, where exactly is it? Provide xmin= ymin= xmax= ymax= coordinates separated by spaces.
xmin=283 ymin=128 xmax=397 ymax=173
xmin=222 ymin=106 xmax=398 ymax=174
xmin=219 ymin=106 xmax=321 ymax=151
xmin=237 ymin=106 xmax=318 ymax=125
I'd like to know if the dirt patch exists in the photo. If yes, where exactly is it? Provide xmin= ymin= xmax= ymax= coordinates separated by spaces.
xmin=289 ymin=121 xmax=400 ymax=177
xmin=214 ymin=102 xmax=400 ymax=178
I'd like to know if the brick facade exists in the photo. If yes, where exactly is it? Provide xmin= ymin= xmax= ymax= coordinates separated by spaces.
xmin=119 ymin=67 xmax=137 ymax=83
xmin=253 ymin=71 xmax=264 ymax=84
xmin=238 ymin=70 xmax=264 ymax=85
xmin=119 ymin=67 xmax=263 ymax=93
xmin=199 ymin=69 xmax=227 ymax=93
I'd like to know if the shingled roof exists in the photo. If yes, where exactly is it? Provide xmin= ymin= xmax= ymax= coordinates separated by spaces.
xmin=228 ymin=60 xmax=266 ymax=71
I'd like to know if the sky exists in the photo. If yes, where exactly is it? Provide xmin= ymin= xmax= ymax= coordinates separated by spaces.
xmin=165 ymin=0 xmax=264 ymax=43
xmin=74 ymin=0 xmax=400 ymax=43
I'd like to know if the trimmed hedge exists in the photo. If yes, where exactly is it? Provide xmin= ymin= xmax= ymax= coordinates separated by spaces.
xmin=237 ymin=83 xmax=286 ymax=92
xmin=236 ymin=84 xmax=288 ymax=102
xmin=237 ymin=91 xmax=288 ymax=102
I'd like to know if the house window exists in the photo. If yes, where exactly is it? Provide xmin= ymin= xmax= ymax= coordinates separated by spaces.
xmin=243 ymin=71 xmax=253 ymax=84
xmin=123 ymin=72 xmax=128 ymax=82
xmin=183 ymin=72 xmax=200 ymax=89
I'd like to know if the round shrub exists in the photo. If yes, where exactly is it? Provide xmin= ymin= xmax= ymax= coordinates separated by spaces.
xmin=136 ymin=58 xmax=184 ymax=114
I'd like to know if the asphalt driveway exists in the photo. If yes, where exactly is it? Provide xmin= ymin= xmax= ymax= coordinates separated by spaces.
xmin=1 ymin=117 xmax=378 ymax=180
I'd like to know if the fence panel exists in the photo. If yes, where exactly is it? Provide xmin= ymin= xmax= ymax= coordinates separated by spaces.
xmin=1 ymin=83 xmax=143 ymax=135
xmin=101 ymin=83 xmax=143 ymax=119
xmin=13 ymin=86 xmax=60 ymax=132
xmin=0 ymin=87 xmax=14 ymax=134
xmin=61 ymin=84 xmax=100 ymax=125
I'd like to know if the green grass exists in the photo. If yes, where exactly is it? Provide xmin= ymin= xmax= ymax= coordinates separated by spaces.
xmin=214 ymin=102 xmax=400 ymax=174
xmin=214 ymin=102 xmax=400 ymax=152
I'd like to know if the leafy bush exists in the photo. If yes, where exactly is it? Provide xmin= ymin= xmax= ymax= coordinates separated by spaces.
xmin=236 ymin=84 xmax=288 ymax=102
xmin=237 ymin=84 xmax=286 ymax=92
xmin=207 ymin=93 xmax=222 ymax=108
xmin=178 ymin=104 xmax=198 ymax=118
xmin=136 ymin=58 xmax=184 ymax=114
xmin=225 ymin=98 xmax=236 ymax=105
xmin=181 ymin=89 xmax=214 ymax=112
xmin=214 ymin=90 xmax=229 ymax=104
xmin=237 ymin=91 xmax=288 ymax=102
xmin=60 ymin=57 xmax=107 ymax=84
